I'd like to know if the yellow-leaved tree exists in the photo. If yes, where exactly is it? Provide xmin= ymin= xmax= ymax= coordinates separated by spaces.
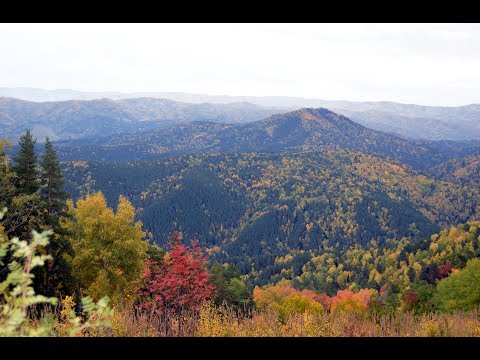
xmin=63 ymin=192 xmax=148 ymax=303
xmin=0 ymin=224 xmax=6 ymax=244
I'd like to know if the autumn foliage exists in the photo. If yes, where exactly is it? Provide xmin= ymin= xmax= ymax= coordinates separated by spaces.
xmin=138 ymin=238 xmax=214 ymax=317
xmin=253 ymin=285 xmax=324 ymax=322
xmin=330 ymin=289 xmax=377 ymax=313
xmin=253 ymin=284 xmax=380 ymax=321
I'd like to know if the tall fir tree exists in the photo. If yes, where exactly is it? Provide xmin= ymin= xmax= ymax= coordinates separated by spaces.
xmin=6 ymin=130 xmax=43 ymax=241
xmin=39 ymin=137 xmax=74 ymax=297
xmin=11 ymin=130 xmax=39 ymax=195
xmin=0 ymin=139 xmax=14 ymax=210
xmin=40 ymin=138 xmax=69 ymax=225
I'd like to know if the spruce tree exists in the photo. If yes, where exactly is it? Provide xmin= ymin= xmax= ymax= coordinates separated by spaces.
xmin=0 ymin=139 xmax=14 ymax=210
xmin=40 ymin=137 xmax=74 ymax=297
xmin=11 ymin=130 xmax=39 ymax=195
xmin=7 ymin=130 xmax=43 ymax=241
xmin=40 ymin=138 xmax=69 ymax=223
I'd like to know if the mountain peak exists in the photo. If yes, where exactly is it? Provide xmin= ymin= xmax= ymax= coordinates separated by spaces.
xmin=295 ymin=107 xmax=343 ymax=121
xmin=297 ymin=108 xmax=323 ymax=121
xmin=265 ymin=107 xmax=363 ymax=132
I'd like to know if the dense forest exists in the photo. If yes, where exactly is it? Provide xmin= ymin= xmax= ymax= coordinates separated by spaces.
xmin=1 ymin=107 xmax=480 ymax=337
xmin=61 ymin=149 xmax=480 ymax=296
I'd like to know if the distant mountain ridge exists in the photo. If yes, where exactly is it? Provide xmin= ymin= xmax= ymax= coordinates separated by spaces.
xmin=0 ymin=96 xmax=283 ymax=142
xmin=1 ymin=87 xmax=479 ymax=140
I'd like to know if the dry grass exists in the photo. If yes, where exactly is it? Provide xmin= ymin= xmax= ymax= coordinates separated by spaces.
xmin=91 ymin=302 xmax=480 ymax=337
xmin=24 ymin=299 xmax=480 ymax=337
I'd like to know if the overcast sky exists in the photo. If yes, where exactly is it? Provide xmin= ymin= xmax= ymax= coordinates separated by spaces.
xmin=1 ymin=23 xmax=479 ymax=106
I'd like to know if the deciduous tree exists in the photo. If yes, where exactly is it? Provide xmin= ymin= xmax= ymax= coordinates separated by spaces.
xmin=138 ymin=236 xmax=213 ymax=335
xmin=64 ymin=192 xmax=148 ymax=302
xmin=433 ymin=258 xmax=480 ymax=312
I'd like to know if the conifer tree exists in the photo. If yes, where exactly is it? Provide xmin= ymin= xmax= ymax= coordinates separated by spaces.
xmin=7 ymin=130 xmax=42 ymax=241
xmin=12 ymin=130 xmax=39 ymax=195
xmin=40 ymin=137 xmax=74 ymax=297
xmin=0 ymin=139 xmax=14 ymax=210
xmin=40 ymin=138 xmax=69 ymax=224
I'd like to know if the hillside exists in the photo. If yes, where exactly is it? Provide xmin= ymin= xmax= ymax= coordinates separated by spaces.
xmin=62 ymin=149 xmax=480 ymax=289
xmin=54 ymin=108 xmax=480 ymax=170
xmin=2 ymin=87 xmax=479 ymax=141
xmin=0 ymin=97 xmax=282 ymax=141
xmin=432 ymin=155 xmax=480 ymax=188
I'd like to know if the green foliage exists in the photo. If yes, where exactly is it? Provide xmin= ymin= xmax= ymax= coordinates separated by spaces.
xmin=0 ymin=225 xmax=57 ymax=336
xmin=4 ymin=131 xmax=43 ymax=243
xmin=0 ymin=209 xmax=112 ymax=336
xmin=1 ymin=134 xmax=73 ymax=298
xmin=39 ymin=137 xmax=74 ymax=298
xmin=210 ymin=262 xmax=253 ymax=310
xmin=0 ymin=139 xmax=14 ymax=210
xmin=40 ymin=138 xmax=69 ymax=220
xmin=433 ymin=258 xmax=480 ymax=312
xmin=11 ymin=129 xmax=39 ymax=195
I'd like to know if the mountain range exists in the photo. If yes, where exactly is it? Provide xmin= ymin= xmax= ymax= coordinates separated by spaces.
xmin=54 ymin=107 xmax=480 ymax=170
xmin=1 ymin=87 xmax=479 ymax=141
xmin=0 ymin=96 xmax=283 ymax=141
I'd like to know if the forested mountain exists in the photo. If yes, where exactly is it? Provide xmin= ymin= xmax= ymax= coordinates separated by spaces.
xmin=431 ymin=155 xmax=480 ymax=188
xmin=2 ymin=87 xmax=479 ymax=141
xmin=0 ymin=97 xmax=282 ymax=141
xmin=54 ymin=108 xmax=480 ymax=170
xmin=62 ymin=149 xmax=480 ymax=290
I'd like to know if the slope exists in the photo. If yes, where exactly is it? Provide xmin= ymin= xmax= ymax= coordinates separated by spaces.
xmin=54 ymin=108 xmax=480 ymax=170
xmin=62 ymin=149 xmax=480 ymax=287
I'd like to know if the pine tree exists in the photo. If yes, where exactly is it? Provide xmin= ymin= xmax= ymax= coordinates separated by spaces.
xmin=40 ymin=138 xmax=69 ymax=224
xmin=12 ymin=130 xmax=39 ymax=195
xmin=39 ymin=138 xmax=74 ymax=297
xmin=6 ymin=130 xmax=43 ymax=241
xmin=0 ymin=139 xmax=14 ymax=210
xmin=0 ymin=138 xmax=12 ymax=172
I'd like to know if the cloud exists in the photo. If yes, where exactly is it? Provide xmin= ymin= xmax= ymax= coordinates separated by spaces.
xmin=0 ymin=23 xmax=479 ymax=106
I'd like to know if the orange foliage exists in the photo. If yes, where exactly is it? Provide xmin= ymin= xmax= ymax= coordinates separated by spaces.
xmin=330 ymin=289 xmax=377 ymax=313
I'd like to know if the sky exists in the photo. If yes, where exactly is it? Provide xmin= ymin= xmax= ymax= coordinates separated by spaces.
xmin=0 ymin=23 xmax=479 ymax=106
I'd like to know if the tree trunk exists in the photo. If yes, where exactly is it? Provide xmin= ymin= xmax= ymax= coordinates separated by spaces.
xmin=45 ymin=257 xmax=51 ymax=296
xmin=165 ymin=307 xmax=170 ymax=337
xmin=178 ymin=307 xmax=183 ymax=337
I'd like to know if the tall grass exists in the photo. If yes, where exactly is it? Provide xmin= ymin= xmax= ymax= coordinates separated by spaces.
xmin=88 ymin=302 xmax=480 ymax=337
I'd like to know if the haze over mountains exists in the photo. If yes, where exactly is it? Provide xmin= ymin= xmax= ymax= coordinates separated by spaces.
xmin=1 ymin=86 xmax=479 ymax=141
xmin=0 ymin=96 xmax=283 ymax=141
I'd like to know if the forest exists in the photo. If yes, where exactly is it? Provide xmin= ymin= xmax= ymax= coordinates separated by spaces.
xmin=1 ymin=128 xmax=480 ymax=337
